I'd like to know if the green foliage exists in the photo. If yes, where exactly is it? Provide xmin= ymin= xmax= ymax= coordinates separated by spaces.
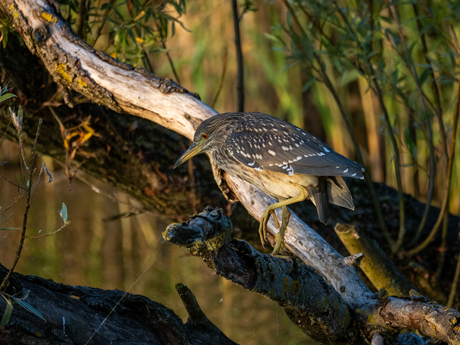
xmin=0 ymin=290 xmax=46 ymax=327
xmin=0 ymin=294 xmax=12 ymax=327
xmin=267 ymin=0 xmax=460 ymax=251
xmin=273 ymin=0 xmax=458 ymax=145
xmin=0 ymin=17 xmax=10 ymax=49
xmin=272 ymin=0 xmax=459 ymax=198
xmin=0 ymin=89 xmax=15 ymax=104
xmin=58 ymin=0 xmax=187 ymax=69
xmin=60 ymin=202 xmax=68 ymax=223
xmin=12 ymin=291 xmax=46 ymax=322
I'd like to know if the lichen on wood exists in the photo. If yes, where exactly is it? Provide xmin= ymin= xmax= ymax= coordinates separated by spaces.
xmin=335 ymin=223 xmax=418 ymax=297
xmin=163 ymin=206 xmax=361 ymax=345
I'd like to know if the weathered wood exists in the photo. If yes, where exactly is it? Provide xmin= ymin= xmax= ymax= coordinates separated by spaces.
xmin=0 ymin=263 xmax=236 ymax=345
xmin=164 ymin=206 xmax=360 ymax=345
xmin=335 ymin=224 xmax=417 ymax=297
xmin=164 ymin=206 xmax=460 ymax=345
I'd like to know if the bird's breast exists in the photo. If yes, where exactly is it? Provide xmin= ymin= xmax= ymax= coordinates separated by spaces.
xmin=211 ymin=148 xmax=318 ymax=200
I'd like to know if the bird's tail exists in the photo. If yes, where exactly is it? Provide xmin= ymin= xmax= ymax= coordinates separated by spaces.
xmin=311 ymin=177 xmax=330 ymax=225
xmin=310 ymin=176 xmax=354 ymax=225
xmin=326 ymin=176 xmax=355 ymax=210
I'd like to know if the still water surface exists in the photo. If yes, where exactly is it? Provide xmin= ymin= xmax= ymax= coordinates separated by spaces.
xmin=0 ymin=142 xmax=314 ymax=345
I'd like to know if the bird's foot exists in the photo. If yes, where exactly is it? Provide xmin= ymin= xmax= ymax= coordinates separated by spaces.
xmin=258 ymin=208 xmax=279 ymax=245
xmin=271 ymin=232 xmax=286 ymax=257
xmin=270 ymin=251 xmax=292 ymax=262
xmin=270 ymin=233 xmax=292 ymax=261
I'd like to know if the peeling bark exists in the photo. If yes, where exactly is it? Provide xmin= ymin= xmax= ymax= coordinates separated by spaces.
xmin=380 ymin=297 xmax=460 ymax=344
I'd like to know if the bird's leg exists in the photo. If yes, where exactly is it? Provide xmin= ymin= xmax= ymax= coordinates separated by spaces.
xmin=258 ymin=209 xmax=280 ymax=245
xmin=272 ymin=206 xmax=291 ymax=256
xmin=272 ymin=212 xmax=280 ymax=229
xmin=258 ymin=185 xmax=309 ymax=248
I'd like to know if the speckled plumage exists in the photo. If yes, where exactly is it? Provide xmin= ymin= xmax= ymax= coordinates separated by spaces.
xmin=176 ymin=112 xmax=364 ymax=245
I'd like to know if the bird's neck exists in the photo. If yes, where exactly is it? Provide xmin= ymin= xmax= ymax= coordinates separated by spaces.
xmin=211 ymin=147 xmax=233 ymax=169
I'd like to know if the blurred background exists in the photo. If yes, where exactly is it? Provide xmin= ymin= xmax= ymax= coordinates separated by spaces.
xmin=1 ymin=0 xmax=460 ymax=343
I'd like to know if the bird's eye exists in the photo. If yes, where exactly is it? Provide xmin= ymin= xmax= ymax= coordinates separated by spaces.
xmin=202 ymin=133 xmax=209 ymax=140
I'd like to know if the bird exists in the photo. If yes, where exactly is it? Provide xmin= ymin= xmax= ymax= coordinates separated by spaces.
xmin=174 ymin=112 xmax=364 ymax=256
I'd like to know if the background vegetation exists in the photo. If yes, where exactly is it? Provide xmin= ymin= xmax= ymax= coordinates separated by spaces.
xmin=48 ymin=0 xmax=460 ymax=220
xmin=1 ymin=0 xmax=459 ymax=344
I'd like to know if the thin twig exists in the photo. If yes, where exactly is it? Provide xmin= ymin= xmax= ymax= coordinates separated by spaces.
xmin=409 ymin=168 xmax=434 ymax=246
xmin=31 ymin=119 xmax=42 ymax=169
xmin=0 ymin=119 xmax=11 ymax=147
xmin=0 ymin=191 xmax=31 ymax=291
xmin=26 ymin=222 xmax=69 ymax=239
xmin=77 ymin=0 xmax=88 ymax=39
xmin=238 ymin=0 xmax=257 ymax=21
xmin=31 ymin=164 xmax=44 ymax=199
xmin=84 ymin=253 xmax=158 ymax=344
xmin=389 ymin=4 xmax=434 ymax=252
xmin=231 ymin=0 xmax=245 ymax=112
xmin=0 ymin=175 xmax=27 ymax=189
xmin=210 ymin=46 xmax=228 ymax=108
xmin=161 ymin=41 xmax=181 ymax=85
xmin=143 ymin=51 xmax=154 ymax=73
xmin=412 ymin=3 xmax=450 ymax=269
xmin=322 ymin=61 xmax=394 ymax=248
xmin=406 ymin=70 xmax=460 ymax=256
xmin=368 ymin=0 xmax=374 ymax=33
xmin=447 ymin=241 xmax=460 ymax=307
xmin=412 ymin=4 xmax=448 ymax=159
xmin=0 ymin=195 xmax=22 ymax=215
xmin=295 ymin=1 xmax=329 ymax=41
xmin=407 ymin=108 xmax=420 ymax=198
xmin=367 ymin=63 xmax=404 ymax=253
xmin=435 ymin=212 xmax=449 ymax=281
xmin=91 ymin=0 xmax=116 ymax=47
xmin=335 ymin=3 xmax=405 ymax=252
xmin=0 ymin=120 xmax=42 ymax=291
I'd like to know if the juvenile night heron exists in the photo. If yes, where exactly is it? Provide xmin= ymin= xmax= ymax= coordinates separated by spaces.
xmin=174 ymin=112 xmax=364 ymax=255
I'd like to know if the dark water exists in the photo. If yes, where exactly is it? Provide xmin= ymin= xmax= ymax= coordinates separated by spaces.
xmin=0 ymin=141 xmax=314 ymax=345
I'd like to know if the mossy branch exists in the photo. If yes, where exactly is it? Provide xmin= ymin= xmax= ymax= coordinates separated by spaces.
xmin=335 ymin=223 xmax=417 ymax=297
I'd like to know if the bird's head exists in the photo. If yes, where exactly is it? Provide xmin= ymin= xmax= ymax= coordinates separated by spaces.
xmin=174 ymin=114 xmax=239 ymax=168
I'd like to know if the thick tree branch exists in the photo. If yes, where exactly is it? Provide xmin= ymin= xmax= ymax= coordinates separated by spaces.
xmin=379 ymin=297 xmax=460 ymax=344
xmin=164 ymin=206 xmax=460 ymax=344
xmin=164 ymin=206 xmax=361 ymax=344
xmin=335 ymin=224 xmax=416 ymax=297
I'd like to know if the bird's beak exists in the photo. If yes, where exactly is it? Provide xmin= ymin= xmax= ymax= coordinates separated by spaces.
xmin=174 ymin=141 xmax=204 ymax=168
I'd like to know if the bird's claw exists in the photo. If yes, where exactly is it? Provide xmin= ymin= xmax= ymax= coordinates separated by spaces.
xmin=272 ymin=212 xmax=280 ymax=228
xmin=258 ymin=208 xmax=278 ymax=245
xmin=270 ymin=253 xmax=292 ymax=262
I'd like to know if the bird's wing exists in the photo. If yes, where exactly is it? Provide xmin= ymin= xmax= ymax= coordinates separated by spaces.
xmin=225 ymin=129 xmax=364 ymax=179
